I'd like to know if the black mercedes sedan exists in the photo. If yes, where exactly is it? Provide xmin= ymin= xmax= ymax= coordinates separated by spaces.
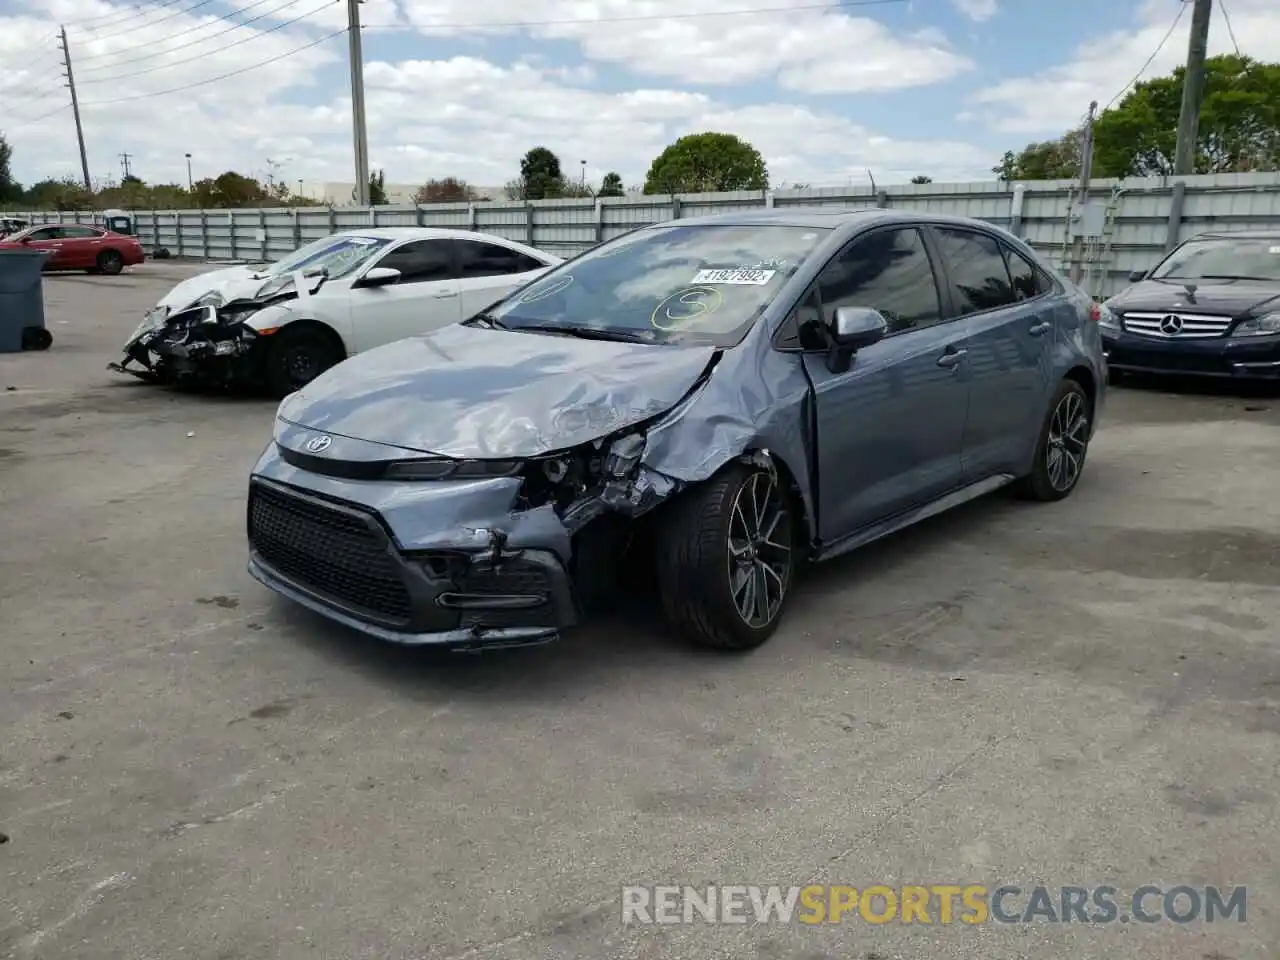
xmin=1100 ymin=230 xmax=1280 ymax=380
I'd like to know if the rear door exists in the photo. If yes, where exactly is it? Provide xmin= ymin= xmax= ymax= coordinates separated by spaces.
xmin=453 ymin=239 xmax=553 ymax=318
xmin=927 ymin=225 xmax=1056 ymax=479
xmin=349 ymin=238 xmax=460 ymax=351
xmin=59 ymin=225 xmax=105 ymax=269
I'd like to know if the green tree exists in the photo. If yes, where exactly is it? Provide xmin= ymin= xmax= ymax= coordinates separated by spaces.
xmin=414 ymin=177 xmax=475 ymax=203
xmin=910 ymin=174 xmax=933 ymax=184
xmin=0 ymin=134 xmax=22 ymax=204
xmin=191 ymin=171 xmax=269 ymax=208
xmin=992 ymin=130 xmax=1082 ymax=181
xmin=21 ymin=177 xmax=93 ymax=210
xmin=516 ymin=147 xmax=565 ymax=200
xmin=642 ymin=132 xmax=768 ymax=195
xmin=597 ymin=171 xmax=624 ymax=197
xmin=1092 ymin=54 xmax=1280 ymax=176
xmin=368 ymin=169 xmax=387 ymax=205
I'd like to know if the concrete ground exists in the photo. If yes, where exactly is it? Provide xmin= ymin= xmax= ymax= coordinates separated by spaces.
xmin=2 ymin=262 xmax=1279 ymax=960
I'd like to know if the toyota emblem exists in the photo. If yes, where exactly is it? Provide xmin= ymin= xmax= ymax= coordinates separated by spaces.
xmin=1159 ymin=314 xmax=1183 ymax=335
xmin=304 ymin=435 xmax=333 ymax=453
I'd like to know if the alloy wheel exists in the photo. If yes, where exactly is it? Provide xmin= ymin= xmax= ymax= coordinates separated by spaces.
xmin=1046 ymin=391 xmax=1089 ymax=492
xmin=726 ymin=471 xmax=793 ymax=628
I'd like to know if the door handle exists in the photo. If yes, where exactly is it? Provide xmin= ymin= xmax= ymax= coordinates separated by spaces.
xmin=432 ymin=290 xmax=458 ymax=299
xmin=1029 ymin=321 xmax=1052 ymax=336
xmin=936 ymin=347 xmax=967 ymax=369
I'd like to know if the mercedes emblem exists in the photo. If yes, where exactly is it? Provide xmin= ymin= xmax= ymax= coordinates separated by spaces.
xmin=1158 ymin=314 xmax=1183 ymax=335
xmin=304 ymin=435 xmax=333 ymax=453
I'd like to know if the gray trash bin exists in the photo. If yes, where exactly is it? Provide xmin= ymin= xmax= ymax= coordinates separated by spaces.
xmin=0 ymin=249 xmax=53 ymax=353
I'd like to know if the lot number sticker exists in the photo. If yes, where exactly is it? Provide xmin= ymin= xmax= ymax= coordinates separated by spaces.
xmin=690 ymin=268 xmax=777 ymax=285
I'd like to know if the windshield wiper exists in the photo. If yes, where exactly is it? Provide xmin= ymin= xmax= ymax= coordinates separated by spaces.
xmin=1199 ymin=274 xmax=1276 ymax=282
xmin=463 ymin=311 xmax=509 ymax=329
xmin=512 ymin=323 xmax=656 ymax=343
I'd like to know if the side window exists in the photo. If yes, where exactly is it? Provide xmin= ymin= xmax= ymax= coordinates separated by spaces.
xmin=1003 ymin=246 xmax=1044 ymax=301
xmin=934 ymin=228 xmax=1016 ymax=315
xmin=816 ymin=227 xmax=942 ymax=335
xmin=374 ymin=240 xmax=454 ymax=284
xmin=457 ymin=241 xmax=543 ymax=278
xmin=63 ymin=226 xmax=100 ymax=239
xmin=28 ymin=227 xmax=61 ymax=241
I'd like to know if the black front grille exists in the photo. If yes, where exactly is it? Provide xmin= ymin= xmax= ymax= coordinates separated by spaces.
xmin=249 ymin=482 xmax=412 ymax=623
xmin=1113 ymin=348 xmax=1228 ymax=375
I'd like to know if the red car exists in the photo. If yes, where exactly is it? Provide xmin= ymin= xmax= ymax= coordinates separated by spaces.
xmin=0 ymin=224 xmax=145 ymax=275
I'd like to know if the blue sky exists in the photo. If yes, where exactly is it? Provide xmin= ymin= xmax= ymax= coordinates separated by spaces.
xmin=1 ymin=0 xmax=1277 ymax=192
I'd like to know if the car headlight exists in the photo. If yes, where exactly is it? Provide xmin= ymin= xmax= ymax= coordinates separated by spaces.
xmin=1097 ymin=303 xmax=1123 ymax=331
xmin=194 ymin=291 xmax=224 ymax=308
xmin=383 ymin=459 xmax=522 ymax=480
xmin=1231 ymin=312 xmax=1280 ymax=337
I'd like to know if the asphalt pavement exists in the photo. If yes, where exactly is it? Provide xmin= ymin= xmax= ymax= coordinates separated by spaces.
xmin=1 ymin=262 xmax=1279 ymax=960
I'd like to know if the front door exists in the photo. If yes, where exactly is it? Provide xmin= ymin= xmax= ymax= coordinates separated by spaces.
xmin=23 ymin=227 xmax=66 ymax=268
xmin=928 ymin=226 xmax=1056 ymax=478
xmin=349 ymin=238 xmax=461 ymax=352
xmin=800 ymin=226 xmax=972 ymax=541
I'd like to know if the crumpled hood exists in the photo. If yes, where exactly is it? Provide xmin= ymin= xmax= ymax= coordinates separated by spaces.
xmin=1108 ymin=278 xmax=1280 ymax=315
xmin=277 ymin=323 xmax=718 ymax=459
xmin=157 ymin=264 xmax=268 ymax=310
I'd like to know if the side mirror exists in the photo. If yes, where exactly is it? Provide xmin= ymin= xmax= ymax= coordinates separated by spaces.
xmin=1128 ymin=269 xmax=1146 ymax=282
xmin=829 ymin=306 xmax=888 ymax=349
xmin=19 ymin=236 xmax=31 ymax=244
xmin=357 ymin=267 xmax=401 ymax=288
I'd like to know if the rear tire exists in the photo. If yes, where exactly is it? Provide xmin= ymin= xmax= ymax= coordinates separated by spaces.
xmin=1015 ymin=379 xmax=1092 ymax=502
xmin=265 ymin=326 xmax=343 ymax=399
xmin=97 ymin=250 xmax=124 ymax=276
xmin=655 ymin=462 xmax=796 ymax=651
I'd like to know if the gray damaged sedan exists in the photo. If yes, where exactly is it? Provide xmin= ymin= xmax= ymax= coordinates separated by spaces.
xmin=247 ymin=209 xmax=1105 ymax=651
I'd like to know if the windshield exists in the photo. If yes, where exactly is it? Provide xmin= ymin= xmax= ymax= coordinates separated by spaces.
xmin=1151 ymin=237 xmax=1280 ymax=282
xmin=485 ymin=224 xmax=832 ymax=346
xmin=265 ymin=235 xmax=392 ymax=280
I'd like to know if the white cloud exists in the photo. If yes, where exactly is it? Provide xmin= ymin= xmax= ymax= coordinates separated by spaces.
xmin=0 ymin=0 xmax=990 ymax=194
xmin=395 ymin=0 xmax=975 ymax=93
xmin=970 ymin=0 xmax=1280 ymax=135
xmin=951 ymin=0 xmax=997 ymax=22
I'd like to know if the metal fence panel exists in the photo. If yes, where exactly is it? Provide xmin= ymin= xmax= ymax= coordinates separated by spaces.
xmin=7 ymin=171 xmax=1280 ymax=298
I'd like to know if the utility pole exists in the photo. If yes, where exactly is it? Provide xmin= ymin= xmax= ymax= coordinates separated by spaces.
xmin=347 ymin=0 xmax=370 ymax=207
xmin=1069 ymin=100 xmax=1098 ymax=285
xmin=1173 ymin=0 xmax=1213 ymax=175
xmin=119 ymin=153 xmax=133 ymax=179
xmin=58 ymin=26 xmax=92 ymax=192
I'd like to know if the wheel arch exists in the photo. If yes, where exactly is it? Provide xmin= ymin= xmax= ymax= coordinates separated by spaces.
xmin=733 ymin=447 xmax=816 ymax=549
xmin=1063 ymin=364 xmax=1096 ymax=413
xmin=264 ymin=317 xmax=348 ymax=360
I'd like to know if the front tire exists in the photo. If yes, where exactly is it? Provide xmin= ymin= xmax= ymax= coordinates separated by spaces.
xmin=265 ymin=326 xmax=343 ymax=399
xmin=656 ymin=462 xmax=796 ymax=651
xmin=97 ymin=250 xmax=124 ymax=276
xmin=1016 ymin=379 xmax=1092 ymax=502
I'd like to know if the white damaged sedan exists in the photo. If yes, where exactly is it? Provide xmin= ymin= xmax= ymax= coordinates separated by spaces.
xmin=111 ymin=227 xmax=562 ymax=397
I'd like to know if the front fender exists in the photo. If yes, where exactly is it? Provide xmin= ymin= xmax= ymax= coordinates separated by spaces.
xmin=242 ymin=303 xmax=302 ymax=334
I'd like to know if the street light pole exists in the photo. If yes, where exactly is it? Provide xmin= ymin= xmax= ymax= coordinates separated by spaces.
xmin=185 ymin=153 xmax=193 ymax=191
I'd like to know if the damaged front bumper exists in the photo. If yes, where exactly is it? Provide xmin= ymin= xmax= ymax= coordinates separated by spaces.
xmin=109 ymin=303 xmax=266 ymax=385
xmin=246 ymin=428 xmax=684 ymax=649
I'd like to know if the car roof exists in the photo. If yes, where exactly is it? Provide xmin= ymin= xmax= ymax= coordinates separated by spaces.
xmin=1190 ymin=229 xmax=1280 ymax=241
xmin=640 ymin=207 xmax=1014 ymax=233
xmin=333 ymin=226 xmax=530 ymax=243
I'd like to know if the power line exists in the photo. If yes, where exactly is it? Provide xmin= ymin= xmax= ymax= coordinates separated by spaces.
xmin=77 ymin=27 xmax=343 ymax=105
xmin=1217 ymin=0 xmax=1241 ymax=56
xmin=1099 ymin=1 xmax=1188 ymax=113
xmin=77 ymin=0 xmax=337 ymax=85
xmin=71 ymin=0 xmax=221 ymax=44
xmin=364 ymin=0 xmax=908 ymax=34
xmin=2 ymin=102 xmax=71 ymax=134
xmin=75 ymin=0 xmax=306 ymax=69
xmin=65 ymin=0 xmax=192 ymax=31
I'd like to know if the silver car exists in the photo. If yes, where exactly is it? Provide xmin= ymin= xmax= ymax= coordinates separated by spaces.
xmin=246 ymin=209 xmax=1106 ymax=651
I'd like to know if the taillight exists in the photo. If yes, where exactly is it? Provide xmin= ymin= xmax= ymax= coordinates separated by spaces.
xmin=1088 ymin=302 xmax=1101 ymax=322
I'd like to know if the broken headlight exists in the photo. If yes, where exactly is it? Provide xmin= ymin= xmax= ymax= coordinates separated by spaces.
xmin=383 ymin=459 xmax=522 ymax=480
